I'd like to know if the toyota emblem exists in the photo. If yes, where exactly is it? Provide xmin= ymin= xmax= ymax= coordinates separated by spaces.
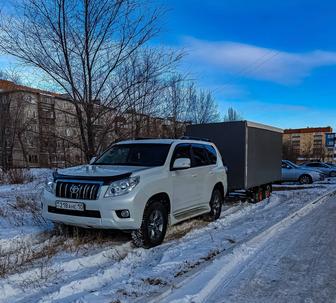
xmin=70 ymin=184 xmax=80 ymax=194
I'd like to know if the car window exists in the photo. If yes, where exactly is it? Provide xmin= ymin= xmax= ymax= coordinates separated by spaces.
xmin=308 ymin=163 xmax=321 ymax=167
xmin=95 ymin=144 xmax=171 ymax=167
xmin=282 ymin=162 xmax=290 ymax=169
xmin=171 ymin=144 xmax=191 ymax=166
xmin=191 ymin=144 xmax=209 ymax=167
xmin=205 ymin=145 xmax=217 ymax=165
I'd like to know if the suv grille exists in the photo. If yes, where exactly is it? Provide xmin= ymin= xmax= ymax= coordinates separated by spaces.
xmin=55 ymin=181 xmax=101 ymax=200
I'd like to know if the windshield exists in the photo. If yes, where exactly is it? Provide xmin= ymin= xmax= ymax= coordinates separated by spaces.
xmin=284 ymin=160 xmax=299 ymax=168
xmin=94 ymin=143 xmax=171 ymax=167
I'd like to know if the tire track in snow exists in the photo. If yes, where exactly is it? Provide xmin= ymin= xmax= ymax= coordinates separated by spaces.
xmin=156 ymin=188 xmax=336 ymax=303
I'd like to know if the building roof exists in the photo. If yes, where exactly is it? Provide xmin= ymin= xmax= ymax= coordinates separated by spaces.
xmin=0 ymin=79 xmax=63 ymax=98
xmin=284 ymin=127 xmax=333 ymax=134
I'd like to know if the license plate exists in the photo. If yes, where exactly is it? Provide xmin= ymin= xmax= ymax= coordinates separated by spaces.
xmin=55 ymin=201 xmax=85 ymax=211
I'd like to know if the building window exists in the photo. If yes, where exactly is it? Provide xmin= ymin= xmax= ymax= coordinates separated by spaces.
xmin=66 ymin=129 xmax=72 ymax=136
xmin=28 ymin=155 xmax=38 ymax=163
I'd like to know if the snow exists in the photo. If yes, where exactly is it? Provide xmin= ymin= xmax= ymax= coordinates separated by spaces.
xmin=0 ymin=171 xmax=336 ymax=303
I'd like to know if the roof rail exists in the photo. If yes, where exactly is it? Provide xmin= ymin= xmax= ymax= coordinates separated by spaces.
xmin=133 ymin=137 xmax=159 ymax=140
xmin=179 ymin=136 xmax=212 ymax=142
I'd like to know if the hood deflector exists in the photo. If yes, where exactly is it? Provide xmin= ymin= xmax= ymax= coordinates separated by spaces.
xmin=53 ymin=171 xmax=132 ymax=185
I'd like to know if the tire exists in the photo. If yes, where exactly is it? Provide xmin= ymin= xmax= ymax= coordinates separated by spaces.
xmin=204 ymin=188 xmax=223 ymax=221
xmin=263 ymin=184 xmax=272 ymax=199
xmin=299 ymin=174 xmax=312 ymax=185
xmin=250 ymin=187 xmax=263 ymax=203
xmin=131 ymin=201 xmax=168 ymax=248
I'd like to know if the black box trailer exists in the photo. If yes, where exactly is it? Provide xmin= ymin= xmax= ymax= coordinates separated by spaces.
xmin=186 ymin=121 xmax=283 ymax=201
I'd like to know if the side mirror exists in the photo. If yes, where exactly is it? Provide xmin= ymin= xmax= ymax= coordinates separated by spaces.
xmin=89 ymin=156 xmax=97 ymax=165
xmin=172 ymin=158 xmax=191 ymax=170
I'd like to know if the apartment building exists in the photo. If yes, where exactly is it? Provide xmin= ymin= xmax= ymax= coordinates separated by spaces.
xmin=0 ymin=80 xmax=187 ymax=168
xmin=283 ymin=127 xmax=334 ymax=162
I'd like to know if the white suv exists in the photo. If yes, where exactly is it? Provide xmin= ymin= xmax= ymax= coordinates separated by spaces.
xmin=42 ymin=139 xmax=228 ymax=247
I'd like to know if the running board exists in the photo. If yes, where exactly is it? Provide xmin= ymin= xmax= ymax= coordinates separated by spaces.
xmin=173 ymin=205 xmax=209 ymax=221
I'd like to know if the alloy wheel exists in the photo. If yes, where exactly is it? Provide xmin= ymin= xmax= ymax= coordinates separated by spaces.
xmin=147 ymin=209 xmax=164 ymax=241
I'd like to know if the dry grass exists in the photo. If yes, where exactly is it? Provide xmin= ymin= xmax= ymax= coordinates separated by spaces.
xmin=52 ymin=224 xmax=129 ymax=251
xmin=0 ymin=168 xmax=34 ymax=184
xmin=7 ymin=196 xmax=46 ymax=226
xmin=0 ymin=235 xmax=66 ymax=278
xmin=5 ymin=196 xmax=46 ymax=226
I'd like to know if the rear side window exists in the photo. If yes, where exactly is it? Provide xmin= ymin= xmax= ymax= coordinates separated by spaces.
xmin=205 ymin=145 xmax=217 ymax=165
xmin=191 ymin=144 xmax=209 ymax=167
xmin=307 ymin=163 xmax=320 ymax=167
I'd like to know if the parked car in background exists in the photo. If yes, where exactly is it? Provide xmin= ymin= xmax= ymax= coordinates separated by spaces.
xmin=300 ymin=162 xmax=336 ymax=177
xmin=282 ymin=160 xmax=324 ymax=184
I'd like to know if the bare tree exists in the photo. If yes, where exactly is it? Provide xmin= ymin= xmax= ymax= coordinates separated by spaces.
xmin=282 ymin=141 xmax=299 ymax=163
xmin=160 ymin=74 xmax=189 ymax=138
xmin=0 ymin=92 xmax=34 ymax=170
xmin=0 ymin=68 xmax=22 ymax=84
xmin=185 ymin=84 xmax=220 ymax=124
xmin=223 ymin=107 xmax=243 ymax=122
xmin=0 ymin=0 xmax=181 ymax=160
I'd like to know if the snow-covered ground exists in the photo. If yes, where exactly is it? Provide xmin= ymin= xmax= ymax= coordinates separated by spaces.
xmin=0 ymin=170 xmax=335 ymax=303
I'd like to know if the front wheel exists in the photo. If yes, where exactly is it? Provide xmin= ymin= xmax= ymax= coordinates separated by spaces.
xmin=299 ymin=174 xmax=312 ymax=184
xmin=132 ymin=201 xmax=168 ymax=248
xmin=204 ymin=188 xmax=223 ymax=221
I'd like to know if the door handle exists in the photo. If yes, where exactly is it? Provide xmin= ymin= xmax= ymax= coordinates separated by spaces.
xmin=192 ymin=174 xmax=198 ymax=178
xmin=209 ymin=171 xmax=215 ymax=175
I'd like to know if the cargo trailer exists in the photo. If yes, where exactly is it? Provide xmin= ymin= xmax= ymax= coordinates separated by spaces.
xmin=185 ymin=121 xmax=283 ymax=202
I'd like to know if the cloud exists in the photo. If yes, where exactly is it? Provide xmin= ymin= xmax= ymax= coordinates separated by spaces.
xmin=184 ymin=38 xmax=336 ymax=84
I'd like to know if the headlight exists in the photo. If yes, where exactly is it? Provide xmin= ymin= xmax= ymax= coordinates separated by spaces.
xmin=105 ymin=176 xmax=140 ymax=197
xmin=45 ymin=175 xmax=55 ymax=194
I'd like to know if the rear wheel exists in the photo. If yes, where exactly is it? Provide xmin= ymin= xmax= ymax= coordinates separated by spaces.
xmin=299 ymin=174 xmax=312 ymax=184
xmin=250 ymin=187 xmax=264 ymax=203
xmin=131 ymin=201 xmax=168 ymax=248
xmin=263 ymin=184 xmax=272 ymax=199
xmin=204 ymin=188 xmax=223 ymax=221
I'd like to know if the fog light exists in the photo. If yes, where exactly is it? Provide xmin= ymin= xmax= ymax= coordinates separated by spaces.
xmin=116 ymin=209 xmax=130 ymax=218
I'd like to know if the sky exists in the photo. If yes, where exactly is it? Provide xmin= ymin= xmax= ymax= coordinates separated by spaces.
xmin=0 ymin=0 xmax=336 ymax=130
xmin=153 ymin=0 xmax=336 ymax=130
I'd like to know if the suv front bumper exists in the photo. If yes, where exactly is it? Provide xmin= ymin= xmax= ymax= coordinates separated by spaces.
xmin=42 ymin=187 xmax=148 ymax=230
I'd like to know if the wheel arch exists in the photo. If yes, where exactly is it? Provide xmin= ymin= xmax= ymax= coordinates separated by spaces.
xmin=214 ymin=182 xmax=225 ymax=199
xmin=146 ymin=192 xmax=171 ymax=214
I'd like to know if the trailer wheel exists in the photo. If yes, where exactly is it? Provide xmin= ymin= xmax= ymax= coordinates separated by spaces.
xmin=263 ymin=184 xmax=272 ymax=199
xmin=257 ymin=188 xmax=263 ymax=202
xmin=250 ymin=187 xmax=263 ymax=203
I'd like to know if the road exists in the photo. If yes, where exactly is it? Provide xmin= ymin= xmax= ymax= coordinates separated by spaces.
xmin=165 ymin=192 xmax=336 ymax=303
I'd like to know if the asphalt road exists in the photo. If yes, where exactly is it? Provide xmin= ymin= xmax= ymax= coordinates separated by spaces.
xmin=210 ymin=194 xmax=336 ymax=303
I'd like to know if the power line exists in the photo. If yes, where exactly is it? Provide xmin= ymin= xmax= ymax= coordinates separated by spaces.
xmin=212 ymin=50 xmax=280 ymax=95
